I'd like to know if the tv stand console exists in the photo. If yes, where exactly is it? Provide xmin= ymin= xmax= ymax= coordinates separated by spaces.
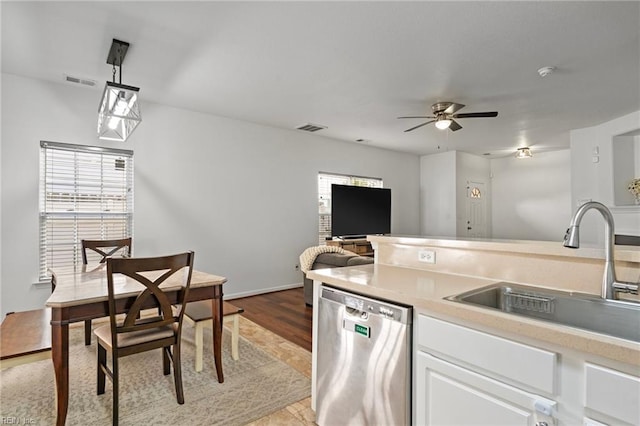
xmin=327 ymin=238 xmax=374 ymax=257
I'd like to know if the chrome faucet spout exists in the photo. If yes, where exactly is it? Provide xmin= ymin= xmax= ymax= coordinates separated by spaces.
xmin=563 ymin=225 xmax=580 ymax=248
xmin=563 ymin=201 xmax=634 ymax=300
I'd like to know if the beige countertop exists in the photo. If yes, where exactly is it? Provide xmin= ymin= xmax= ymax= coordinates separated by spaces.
xmin=368 ymin=234 xmax=640 ymax=263
xmin=308 ymin=263 xmax=640 ymax=367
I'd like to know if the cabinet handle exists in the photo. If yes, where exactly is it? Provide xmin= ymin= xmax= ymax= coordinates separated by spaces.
xmin=536 ymin=422 xmax=549 ymax=426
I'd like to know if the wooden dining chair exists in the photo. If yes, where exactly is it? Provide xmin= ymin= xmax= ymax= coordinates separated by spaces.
xmin=183 ymin=300 xmax=244 ymax=372
xmin=81 ymin=237 xmax=132 ymax=264
xmin=95 ymin=251 xmax=194 ymax=426
xmin=81 ymin=237 xmax=132 ymax=345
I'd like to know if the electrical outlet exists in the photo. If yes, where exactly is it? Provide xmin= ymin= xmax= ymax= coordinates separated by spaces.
xmin=418 ymin=250 xmax=436 ymax=264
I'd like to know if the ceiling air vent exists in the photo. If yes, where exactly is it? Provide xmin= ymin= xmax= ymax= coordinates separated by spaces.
xmin=296 ymin=123 xmax=327 ymax=132
xmin=64 ymin=74 xmax=96 ymax=87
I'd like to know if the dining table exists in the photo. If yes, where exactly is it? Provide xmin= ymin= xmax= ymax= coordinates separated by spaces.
xmin=46 ymin=262 xmax=227 ymax=426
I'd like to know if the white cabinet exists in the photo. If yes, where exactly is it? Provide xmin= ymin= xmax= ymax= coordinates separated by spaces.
xmin=415 ymin=314 xmax=640 ymax=426
xmin=584 ymin=363 xmax=640 ymax=425
xmin=416 ymin=351 xmax=556 ymax=426
xmin=417 ymin=315 xmax=557 ymax=394
xmin=415 ymin=315 xmax=557 ymax=426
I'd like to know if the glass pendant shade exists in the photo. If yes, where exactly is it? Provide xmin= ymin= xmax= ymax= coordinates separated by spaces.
xmin=97 ymin=81 xmax=141 ymax=141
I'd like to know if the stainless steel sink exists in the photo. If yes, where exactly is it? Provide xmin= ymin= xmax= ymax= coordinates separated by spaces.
xmin=447 ymin=283 xmax=640 ymax=343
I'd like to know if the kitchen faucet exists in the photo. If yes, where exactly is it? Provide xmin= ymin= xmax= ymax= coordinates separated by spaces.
xmin=563 ymin=201 xmax=638 ymax=300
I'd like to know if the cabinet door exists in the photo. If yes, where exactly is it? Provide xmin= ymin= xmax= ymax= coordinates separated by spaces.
xmin=416 ymin=352 xmax=556 ymax=426
xmin=585 ymin=363 xmax=640 ymax=425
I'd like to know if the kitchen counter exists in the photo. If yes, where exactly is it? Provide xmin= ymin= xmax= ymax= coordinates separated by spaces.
xmin=308 ymin=236 xmax=640 ymax=367
xmin=368 ymin=234 xmax=640 ymax=263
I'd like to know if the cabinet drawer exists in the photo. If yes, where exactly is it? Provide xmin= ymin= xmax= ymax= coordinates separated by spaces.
xmin=418 ymin=315 xmax=556 ymax=394
xmin=585 ymin=363 xmax=640 ymax=425
xmin=416 ymin=351 xmax=556 ymax=426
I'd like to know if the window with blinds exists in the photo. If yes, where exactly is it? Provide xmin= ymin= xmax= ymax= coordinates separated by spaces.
xmin=39 ymin=141 xmax=133 ymax=280
xmin=318 ymin=172 xmax=383 ymax=245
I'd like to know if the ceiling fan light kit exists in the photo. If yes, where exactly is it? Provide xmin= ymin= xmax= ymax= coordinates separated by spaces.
xmin=435 ymin=117 xmax=452 ymax=130
xmin=97 ymin=39 xmax=142 ymax=142
xmin=398 ymin=102 xmax=498 ymax=133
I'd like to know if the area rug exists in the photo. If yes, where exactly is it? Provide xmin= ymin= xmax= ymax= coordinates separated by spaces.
xmin=0 ymin=321 xmax=311 ymax=425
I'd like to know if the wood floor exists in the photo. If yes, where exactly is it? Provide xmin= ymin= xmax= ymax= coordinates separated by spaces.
xmin=231 ymin=287 xmax=313 ymax=352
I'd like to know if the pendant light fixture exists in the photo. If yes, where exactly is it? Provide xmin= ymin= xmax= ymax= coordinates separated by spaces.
xmin=97 ymin=39 xmax=141 ymax=142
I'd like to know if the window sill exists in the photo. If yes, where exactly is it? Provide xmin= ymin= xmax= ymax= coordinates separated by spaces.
xmin=33 ymin=281 xmax=52 ymax=289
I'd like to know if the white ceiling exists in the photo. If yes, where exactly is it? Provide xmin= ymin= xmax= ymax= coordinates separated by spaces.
xmin=2 ymin=1 xmax=639 ymax=156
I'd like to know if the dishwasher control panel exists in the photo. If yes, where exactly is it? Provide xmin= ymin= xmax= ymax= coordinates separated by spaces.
xmin=322 ymin=286 xmax=411 ymax=324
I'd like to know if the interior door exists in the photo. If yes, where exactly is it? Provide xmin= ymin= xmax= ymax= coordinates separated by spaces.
xmin=466 ymin=181 xmax=487 ymax=238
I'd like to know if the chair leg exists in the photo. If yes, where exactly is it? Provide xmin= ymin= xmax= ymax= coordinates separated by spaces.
xmin=112 ymin=357 xmax=119 ymax=426
xmin=163 ymin=347 xmax=170 ymax=375
xmin=194 ymin=321 xmax=205 ymax=372
xmin=230 ymin=314 xmax=240 ymax=361
xmin=172 ymin=344 xmax=185 ymax=405
xmin=97 ymin=344 xmax=106 ymax=395
xmin=84 ymin=319 xmax=92 ymax=345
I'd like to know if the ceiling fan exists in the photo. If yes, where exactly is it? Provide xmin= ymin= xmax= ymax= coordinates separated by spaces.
xmin=398 ymin=102 xmax=498 ymax=132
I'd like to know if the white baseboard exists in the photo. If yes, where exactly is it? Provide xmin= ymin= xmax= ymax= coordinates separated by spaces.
xmin=224 ymin=282 xmax=303 ymax=300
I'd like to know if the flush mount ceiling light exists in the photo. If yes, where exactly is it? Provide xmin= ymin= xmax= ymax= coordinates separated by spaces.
xmin=537 ymin=66 xmax=556 ymax=77
xmin=434 ymin=116 xmax=452 ymax=130
xmin=515 ymin=147 xmax=533 ymax=159
xmin=97 ymin=39 xmax=141 ymax=142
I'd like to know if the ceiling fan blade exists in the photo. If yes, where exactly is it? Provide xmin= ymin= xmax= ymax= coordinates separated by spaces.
xmin=404 ymin=120 xmax=435 ymax=132
xmin=397 ymin=115 xmax=434 ymax=119
xmin=453 ymin=111 xmax=498 ymax=118
xmin=449 ymin=120 xmax=462 ymax=131
xmin=443 ymin=103 xmax=465 ymax=114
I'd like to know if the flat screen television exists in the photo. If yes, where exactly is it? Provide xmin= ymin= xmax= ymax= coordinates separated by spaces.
xmin=331 ymin=184 xmax=391 ymax=238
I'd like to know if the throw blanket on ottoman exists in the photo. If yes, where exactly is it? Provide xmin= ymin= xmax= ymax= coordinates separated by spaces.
xmin=299 ymin=245 xmax=354 ymax=273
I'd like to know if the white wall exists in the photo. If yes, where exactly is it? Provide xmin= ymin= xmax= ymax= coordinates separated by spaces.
xmin=0 ymin=73 xmax=421 ymax=317
xmin=420 ymin=149 xmax=571 ymax=241
xmin=420 ymin=151 xmax=457 ymax=236
xmin=570 ymin=111 xmax=640 ymax=244
xmin=491 ymin=150 xmax=572 ymax=241
xmin=420 ymin=150 xmax=492 ymax=238
xmin=611 ymin=133 xmax=640 ymax=206
xmin=636 ymin=135 xmax=640 ymax=173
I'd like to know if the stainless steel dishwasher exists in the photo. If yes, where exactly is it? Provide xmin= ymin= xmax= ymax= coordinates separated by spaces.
xmin=316 ymin=285 xmax=412 ymax=426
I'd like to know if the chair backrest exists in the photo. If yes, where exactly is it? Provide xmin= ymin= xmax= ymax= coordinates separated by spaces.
xmin=82 ymin=238 xmax=132 ymax=264
xmin=105 ymin=252 xmax=194 ymax=346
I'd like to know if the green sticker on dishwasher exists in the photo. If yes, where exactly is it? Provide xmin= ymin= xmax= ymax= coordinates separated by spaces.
xmin=355 ymin=324 xmax=370 ymax=337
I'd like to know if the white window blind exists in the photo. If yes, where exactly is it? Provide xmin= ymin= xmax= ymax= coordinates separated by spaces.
xmin=39 ymin=141 xmax=133 ymax=280
xmin=318 ymin=172 xmax=383 ymax=245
